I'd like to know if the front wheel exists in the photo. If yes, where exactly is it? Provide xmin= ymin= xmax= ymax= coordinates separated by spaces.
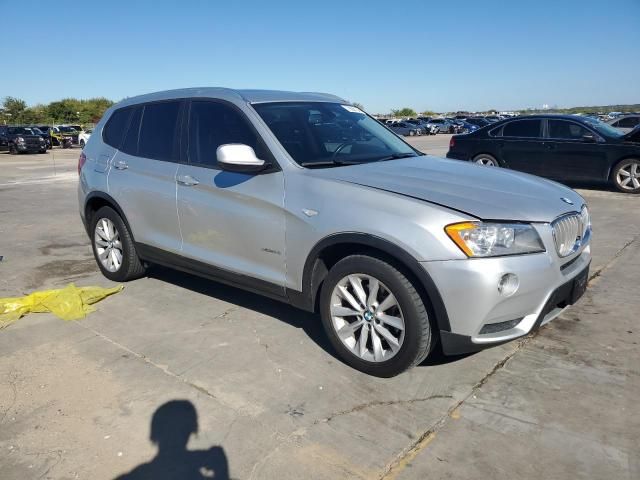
xmin=612 ymin=159 xmax=640 ymax=193
xmin=90 ymin=206 xmax=146 ymax=281
xmin=320 ymin=255 xmax=434 ymax=377
xmin=79 ymin=139 xmax=85 ymax=148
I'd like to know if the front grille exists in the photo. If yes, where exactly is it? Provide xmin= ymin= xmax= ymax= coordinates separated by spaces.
xmin=552 ymin=209 xmax=589 ymax=257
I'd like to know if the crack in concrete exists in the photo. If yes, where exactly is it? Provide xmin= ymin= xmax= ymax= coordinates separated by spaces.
xmin=313 ymin=395 xmax=453 ymax=425
xmin=379 ymin=234 xmax=640 ymax=479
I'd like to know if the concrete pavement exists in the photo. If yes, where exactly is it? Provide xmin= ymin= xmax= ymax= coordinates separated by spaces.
xmin=0 ymin=142 xmax=638 ymax=479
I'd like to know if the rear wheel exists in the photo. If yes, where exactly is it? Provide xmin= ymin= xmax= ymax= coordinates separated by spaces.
xmin=9 ymin=144 xmax=18 ymax=155
xmin=80 ymin=139 xmax=85 ymax=148
xmin=90 ymin=206 xmax=146 ymax=281
xmin=320 ymin=255 xmax=434 ymax=377
xmin=612 ymin=158 xmax=640 ymax=193
xmin=473 ymin=153 xmax=499 ymax=167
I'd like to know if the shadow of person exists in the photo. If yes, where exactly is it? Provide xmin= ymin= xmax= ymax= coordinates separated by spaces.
xmin=115 ymin=400 xmax=229 ymax=480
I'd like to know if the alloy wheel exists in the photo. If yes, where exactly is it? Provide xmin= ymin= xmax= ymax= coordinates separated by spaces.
xmin=474 ymin=156 xmax=497 ymax=166
xmin=329 ymin=274 xmax=405 ymax=362
xmin=94 ymin=218 xmax=123 ymax=272
xmin=616 ymin=161 xmax=640 ymax=191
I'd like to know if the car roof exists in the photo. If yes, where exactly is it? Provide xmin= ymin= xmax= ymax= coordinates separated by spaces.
xmin=114 ymin=87 xmax=346 ymax=109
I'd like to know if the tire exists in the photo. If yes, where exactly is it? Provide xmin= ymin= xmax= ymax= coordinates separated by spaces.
xmin=319 ymin=254 xmax=434 ymax=377
xmin=90 ymin=206 xmax=146 ymax=281
xmin=611 ymin=158 xmax=640 ymax=194
xmin=80 ymin=139 xmax=85 ymax=148
xmin=9 ymin=144 xmax=18 ymax=155
xmin=473 ymin=153 xmax=499 ymax=167
xmin=409 ymin=130 xmax=415 ymax=136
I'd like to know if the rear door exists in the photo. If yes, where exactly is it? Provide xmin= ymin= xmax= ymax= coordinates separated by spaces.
xmin=543 ymin=119 xmax=608 ymax=181
xmin=497 ymin=119 xmax=545 ymax=175
xmin=107 ymin=101 xmax=183 ymax=253
xmin=176 ymin=99 xmax=286 ymax=290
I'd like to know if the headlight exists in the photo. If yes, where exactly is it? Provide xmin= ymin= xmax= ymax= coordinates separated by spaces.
xmin=580 ymin=205 xmax=590 ymax=239
xmin=16 ymin=137 xmax=25 ymax=143
xmin=445 ymin=222 xmax=545 ymax=257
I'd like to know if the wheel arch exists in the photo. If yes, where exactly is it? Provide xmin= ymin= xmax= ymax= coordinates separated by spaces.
xmin=289 ymin=233 xmax=451 ymax=332
xmin=84 ymin=192 xmax=135 ymax=240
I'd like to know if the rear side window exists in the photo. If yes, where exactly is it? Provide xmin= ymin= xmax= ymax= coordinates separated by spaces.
xmin=187 ymin=101 xmax=264 ymax=168
xmin=138 ymin=101 xmax=182 ymax=162
xmin=502 ymin=119 xmax=542 ymax=138
xmin=103 ymin=108 xmax=133 ymax=148
xmin=548 ymin=120 xmax=590 ymax=140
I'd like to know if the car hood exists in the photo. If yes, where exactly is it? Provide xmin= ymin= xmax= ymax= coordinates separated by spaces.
xmin=309 ymin=156 xmax=584 ymax=222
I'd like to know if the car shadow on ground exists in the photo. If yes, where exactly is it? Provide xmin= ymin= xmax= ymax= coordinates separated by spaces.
xmin=113 ymin=399 xmax=230 ymax=480
xmin=147 ymin=266 xmax=472 ymax=369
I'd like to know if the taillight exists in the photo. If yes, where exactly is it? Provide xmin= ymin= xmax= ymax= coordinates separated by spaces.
xmin=78 ymin=152 xmax=87 ymax=175
xmin=449 ymin=137 xmax=455 ymax=149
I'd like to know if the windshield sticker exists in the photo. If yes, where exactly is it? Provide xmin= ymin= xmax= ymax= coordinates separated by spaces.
xmin=341 ymin=105 xmax=363 ymax=113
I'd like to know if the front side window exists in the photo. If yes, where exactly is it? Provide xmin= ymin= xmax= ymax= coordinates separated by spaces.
xmin=618 ymin=117 xmax=639 ymax=128
xmin=188 ymin=101 xmax=263 ymax=167
xmin=548 ymin=120 xmax=591 ymax=140
xmin=137 ymin=101 xmax=182 ymax=162
xmin=252 ymin=102 xmax=417 ymax=167
xmin=502 ymin=119 xmax=542 ymax=138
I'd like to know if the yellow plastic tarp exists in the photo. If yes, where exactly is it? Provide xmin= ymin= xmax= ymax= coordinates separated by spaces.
xmin=0 ymin=283 xmax=123 ymax=329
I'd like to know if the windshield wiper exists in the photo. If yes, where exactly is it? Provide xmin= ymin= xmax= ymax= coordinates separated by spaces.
xmin=300 ymin=159 xmax=367 ymax=168
xmin=374 ymin=152 xmax=422 ymax=162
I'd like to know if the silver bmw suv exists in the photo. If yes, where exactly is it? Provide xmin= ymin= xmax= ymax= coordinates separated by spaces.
xmin=78 ymin=88 xmax=591 ymax=377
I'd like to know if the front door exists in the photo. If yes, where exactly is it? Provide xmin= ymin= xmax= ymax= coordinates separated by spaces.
xmin=176 ymin=99 xmax=286 ymax=291
xmin=543 ymin=119 xmax=609 ymax=181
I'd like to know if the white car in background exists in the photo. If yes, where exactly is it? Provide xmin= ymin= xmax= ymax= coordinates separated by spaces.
xmin=78 ymin=129 xmax=92 ymax=148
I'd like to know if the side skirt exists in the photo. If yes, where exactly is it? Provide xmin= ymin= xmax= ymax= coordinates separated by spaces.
xmin=135 ymin=243 xmax=302 ymax=306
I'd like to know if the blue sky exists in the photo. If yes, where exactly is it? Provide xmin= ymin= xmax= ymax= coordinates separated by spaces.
xmin=2 ymin=0 xmax=639 ymax=113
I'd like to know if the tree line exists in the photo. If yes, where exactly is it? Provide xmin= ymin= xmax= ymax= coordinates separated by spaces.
xmin=0 ymin=97 xmax=114 ymax=126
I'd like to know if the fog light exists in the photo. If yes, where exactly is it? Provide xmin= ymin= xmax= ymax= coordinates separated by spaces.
xmin=498 ymin=273 xmax=519 ymax=297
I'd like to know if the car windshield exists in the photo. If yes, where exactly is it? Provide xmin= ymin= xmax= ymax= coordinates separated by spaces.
xmin=8 ymin=127 xmax=29 ymax=134
xmin=252 ymin=102 xmax=419 ymax=167
xmin=58 ymin=126 xmax=75 ymax=133
xmin=581 ymin=117 xmax=625 ymax=138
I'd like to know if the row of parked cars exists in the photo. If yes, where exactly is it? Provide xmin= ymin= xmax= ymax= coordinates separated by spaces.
xmin=0 ymin=124 xmax=93 ymax=154
xmin=379 ymin=116 xmax=497 ymax=137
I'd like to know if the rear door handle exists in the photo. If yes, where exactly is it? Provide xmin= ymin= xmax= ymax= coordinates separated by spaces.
xmin=176 ymin=174 xmax=200 ymax=186
xmin=114 ymin=159 xmax=128 ymax=170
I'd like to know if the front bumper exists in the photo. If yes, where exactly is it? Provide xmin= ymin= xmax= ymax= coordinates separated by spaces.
xmin=423 ymin=224 xmax=591 ymax=355
xmin=16 ymin=143 xmax=45 ymax=152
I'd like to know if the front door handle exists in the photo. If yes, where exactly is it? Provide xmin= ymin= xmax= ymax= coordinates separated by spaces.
xmin=176 ymin=174 xmax=200 ymax=187
xmin=114 ymin=159 xmax=128 ymax=170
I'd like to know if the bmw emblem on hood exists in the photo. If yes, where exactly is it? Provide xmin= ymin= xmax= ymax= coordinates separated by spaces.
xmin=560 ymin=197 xmax=574 ymax=205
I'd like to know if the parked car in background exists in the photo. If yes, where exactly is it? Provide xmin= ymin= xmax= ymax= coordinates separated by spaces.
xmin=1 ymin=126 xmax=47 ymax=154
xmin=79 ymin=87 xmax=591 ymax=377
xmin=447 ymin=115 xmax=640 ymax=193
xmin=25 ymin=126 xmax=52 ymax=149
xmin=37 ymin=125 xmax=73 ymax=148
xmin=57 ymin=125 xmax=81 ymax=144
xmin=389 ymin=121 xmax=420 ymax=136
xmin=79 ymin=128 xmax=93 ymax=148
xmin=0 ymin=125 xmax=9 ymax=151
xmin=406 ymin=119 xmax=436 ymax=135
xmin=465 ymin=117 xmax=492 ymax=129
xmin=456 ymin=120 xmax=479 ymax=134
xmin=607 ymin=115 xmax=640 ymax=134
xmin=428 ymin=118 xmax=457 ymax=133
xmin=483 ymin=115 xmax=502 ymax=123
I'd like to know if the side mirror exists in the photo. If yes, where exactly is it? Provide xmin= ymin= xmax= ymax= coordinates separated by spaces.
xmin=216 ymin=144 xmax=266 ymax=173
xmin=582 ymin=133 xmax=596 ymax=142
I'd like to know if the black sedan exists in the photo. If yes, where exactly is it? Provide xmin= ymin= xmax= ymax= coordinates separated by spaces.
xmin=446 ymin=115 xmax=640 ymax=193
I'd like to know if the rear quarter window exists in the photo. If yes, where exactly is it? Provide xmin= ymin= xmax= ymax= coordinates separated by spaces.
xmin=103 ymin=107 xmax=133 ymax=149
xmin=502 ymin=119 xmax=542 ymax=138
